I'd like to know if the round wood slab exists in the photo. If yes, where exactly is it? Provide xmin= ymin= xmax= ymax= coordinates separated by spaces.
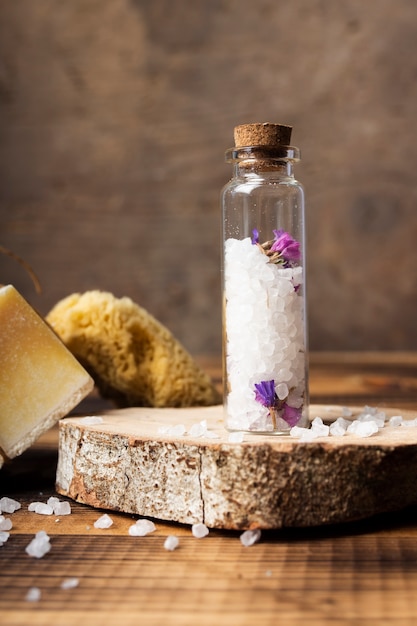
xmin=56 ymin=404 xmax=417 ymax=530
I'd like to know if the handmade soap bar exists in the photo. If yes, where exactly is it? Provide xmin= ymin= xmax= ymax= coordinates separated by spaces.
xmin=0 ymin=285 xmax=94 ymax=465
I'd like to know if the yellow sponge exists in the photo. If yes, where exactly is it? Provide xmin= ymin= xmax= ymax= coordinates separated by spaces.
xmin=46 ymin=291 xmax=221 ymax=408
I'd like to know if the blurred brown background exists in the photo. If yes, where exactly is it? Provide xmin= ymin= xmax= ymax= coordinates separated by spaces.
xmin=1 ymin=0 xmax=416 ymax=357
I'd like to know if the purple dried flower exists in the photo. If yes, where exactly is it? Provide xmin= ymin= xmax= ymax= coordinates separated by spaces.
xmin=254 ymin=380 xmax=276 ymax=407
xmin=270 ymin=229 xmax=300 ymax=262
xmin=251 ymin=228 xmax=259 ymax=245
xmin=281 ymin=404 xmax=301 ymax=427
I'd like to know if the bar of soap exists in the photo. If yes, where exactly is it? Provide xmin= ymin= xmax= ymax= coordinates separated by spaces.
xmin=0 ymin=285 xmax=94 ymax=466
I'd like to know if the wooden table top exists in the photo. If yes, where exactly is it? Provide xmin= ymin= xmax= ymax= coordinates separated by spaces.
xmin=2 ymin=351 xmax=417 ymax=626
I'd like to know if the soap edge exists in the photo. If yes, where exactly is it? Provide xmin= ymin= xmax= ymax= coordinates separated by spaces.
xmin=5 ymin=374 xmax=94 ymax=460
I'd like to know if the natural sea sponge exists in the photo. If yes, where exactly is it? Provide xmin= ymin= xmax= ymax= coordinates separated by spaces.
xmin=46 ymin=291 xmax=221 ymax=408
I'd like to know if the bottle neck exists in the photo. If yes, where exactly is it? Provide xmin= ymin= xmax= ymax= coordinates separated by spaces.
xmin=225 ymin=145 xmax=300 ymax=180
xmin=232 ymin=160 xmax=294 ymax=179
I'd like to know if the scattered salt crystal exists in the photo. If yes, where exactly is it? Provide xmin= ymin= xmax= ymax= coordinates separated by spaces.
xmin=79 ymin=416 xmax=104 ymax=425
xmin=191 ymin=523 xmax=209 ymax=539
xmin=0 ymin=515 xmax=12 ymax=531
xmin=29 ymin=502 xmax=54 ymax=516
xmin=47 ymin=496 xmax=60 ymax=507
xmin=164 ymin=535 xmax=179 ymax=551
xmin=311 ymin=417 xmax=330 ymax=437
xmin=299 ymin=430 xmax=320 ymax=442
xmin=94 ymin=514 xmax=113 ymax=529
xmin=157 ymin=426 xmax=170 ymax=434
xmin=0 ymin=530 xmax=10 ymax=545
xmin=53 ymin=501 xmax=71 ymax=516
xmin=25 ymin=531 xmax=51 ymax=558
xmin=25 ymin=587 xmax=41 ymax=602
xmin=290 ymin=426 xmax=309 ymax=438
xmin=0 ymin=496 xmax=21 ymax=514
xmin=60 ymin=577 xmax=79 ymax=590
xmin=357 ymin=411 xmax=385 ymax=428
xmin=228 ymin=432 xmax=244 ymax=443
xmin=329 ymin=417 xmax=351 ymax=437
xmin=168 ymin=424 xmax=187 ymax=437
xmin=389 ymin=415 xmax=403 ymax=427
xmin=342 ymin=407 xmax=353 ymax=417
xmin=189 ymin=420 xmax=208 ymax=438
xmin=128 ymin=519 xmax=156 ymax=536
xmin=348 ymin=420 xmax=379 ymax=438
xmin=205 ymin=430 xmax=220 ymax=439
xmin=240 ymin=528 xmax=261 ymax=547
xmin=401 ymin=418 xmax=417 ymax=428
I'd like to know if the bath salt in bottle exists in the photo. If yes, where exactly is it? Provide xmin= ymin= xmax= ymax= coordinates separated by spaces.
xmin=221 ymin=123 xmax=309 ymax=434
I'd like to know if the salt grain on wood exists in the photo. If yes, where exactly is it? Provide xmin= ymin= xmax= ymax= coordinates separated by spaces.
xmin=164 ymin=535 xmax=179 ymax=551
xmin=53 ymin=501 xmax=71 ymax=516
xmin=128 ymin=519 xmax=156 ymax=536
xmin=78 ymin=416 xmax=104 ymax=425
xmin=60 ymin=577 xmax=79 ymax=589
xmin=0 ymin=530 xmax=10 ymax=545
xmin=93 ymin=513 xmax=113 ymax=529
xmin=228 ymin=432 xmax=244 ymax=443
xmin=0 ymin=515 xmax=12 ymax=531
xmin=240 ymin=528 xmax=262 ymax=547
xmin=25 ymin=531 xmax=51 ymax=558
xmin=191 ymin=523 xmax=209 ymax=538
xmin=25 ymin=587 xmax=41 ymax=602
xmin=28 ymin=502 xmax=54 ymax=515
xmin=0 ymin=496 xmax=21 ymax=513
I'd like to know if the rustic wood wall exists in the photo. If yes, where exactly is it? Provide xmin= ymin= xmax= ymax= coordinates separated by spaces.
xmin=1 ymin=0 xmax=417 ymax=355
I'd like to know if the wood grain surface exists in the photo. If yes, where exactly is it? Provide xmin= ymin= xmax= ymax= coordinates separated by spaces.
xmin=2 ymin=352 xmax=417 ymax=625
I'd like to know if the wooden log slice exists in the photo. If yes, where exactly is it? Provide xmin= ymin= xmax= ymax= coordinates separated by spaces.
xmin=56 ymin=405 xmax=417 ymax=530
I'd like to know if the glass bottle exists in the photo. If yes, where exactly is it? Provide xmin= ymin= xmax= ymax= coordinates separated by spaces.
xmin=221 ymin=123 xmax=308 ymax=434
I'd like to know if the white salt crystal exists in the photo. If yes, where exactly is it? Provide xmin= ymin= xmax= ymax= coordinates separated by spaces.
xmin=0 ymin=496 xmax=21 ymax=514
xmin=240 ymin=528 xmax=261 ymax=547
xmin=329 ymin=417 xmax=351 ymax=437
xmin=0 ymin=515 xmax=12 ymax=531
xmin=228 ymin=432 xmax=244 ymax=443
xmin=168 ymin=424 xmax=187 ymax=437
xmin=157 ymin=426 xmax=170 ymax=434
xmin=342 ymin=407 xmax=353 ymax=417
xmin=128 ymin=519 xmax=156 ymax=536
xmin=299 ymin=430 xmax=320 ymax=442
xmin=401 ymin=418 xmax=417 ymax=428
xmin=191 ymin=523 xmax=209 ymax=539
xmin=53 ymin=501 xmax=71 ymax=516
xmin=275 ymin=382 xmax=289 ymax=400
xmin=25 ymin=531 xmax=51 ymax=558
xmin=47 ymin=496 xmax=60 ymax=508
xmin=25 ymin=587 xmax=41 ymax=602
xmin=357 ymin=411 xmax=385 ymax=428
xmin=164 ymin=535 xmax=179 ymax=551
xmin=348 ymin=420 xmax=379 ymax=438
xmin=94 ymin=514 xmax=113 ymax=529
xmin=205 ymin=431 xmax=220 ymax=439
xmin=79 ymin=416 xmax=104 ymax=425
xmin=189 ymin=420 xmax=208 ymax=437
xmin=60 ymin=577 xmax=79 ymax=590
xmin=389 ymin=415 xmax=403 ymax=427
xmin=0 ymin=530 xmax=10 ymax=544
xmin=29 ymin=502 xmax=54 ymax=516
xmin=311 ymin=417 xmax=330 ymax=437
xmin=290 ymin=425 xmax=309 ymax=438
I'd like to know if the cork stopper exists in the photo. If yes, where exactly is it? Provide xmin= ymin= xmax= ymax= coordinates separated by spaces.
xmin=234 ymin=123 xmax=292 ymax=148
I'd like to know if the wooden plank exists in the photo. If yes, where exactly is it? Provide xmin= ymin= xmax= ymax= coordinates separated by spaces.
xmin=3 ymin=353 xmax=417 ymax=625
xmin=56 ymin=404 xmax=417 ymax=530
